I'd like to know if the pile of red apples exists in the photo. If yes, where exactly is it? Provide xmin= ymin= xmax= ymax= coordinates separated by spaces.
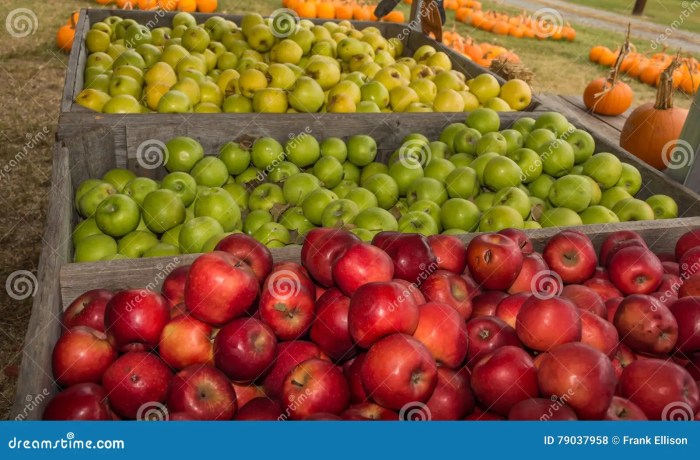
xmin=44 ymin=227 xmax=700 ymax=421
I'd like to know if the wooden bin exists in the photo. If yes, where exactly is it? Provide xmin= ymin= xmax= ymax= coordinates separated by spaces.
xmin=58 ymin=7 xmax=540 ymax=133
xmin=12 ymin=114 xmax=700 ymax=419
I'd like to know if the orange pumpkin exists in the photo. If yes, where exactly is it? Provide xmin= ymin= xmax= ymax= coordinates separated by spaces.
xmin=455 ymin=7 xmax=471 ymax=22
xmin=626 ymin=56 xmax=649 ymax=78
xmin=57 ymin=22 xmax=75 ymax=53
xmin=297 ymin=2 xmax=318 ymax=18
xmin=383 ymin=10 xmax=405 ymax=22
xmin=196 ymin=0 xmax=217 ymax=12
xmin=316 ymin=2 xmax=335 ymax=19
xmin=352 ymin=5 xmax=370 ymax=20
xmin=639 ymin=63 xmax=664 ymax=86
xmin=620 ymin=57 xmax=689 ymax=170
xmin=137 ymin=0 xmax=158 ymax=9
xmin=491 ymin=21 xmax=510 ymax=35
xmin=584 ymin=78 xmax=633 ymax=116
xmin=335 ymin=3 xmax=353 ymax=20
xmin=589 ymin=45 xmax=607 ymax=62
xmin=177 ymin=0 xmax=197 ymax=12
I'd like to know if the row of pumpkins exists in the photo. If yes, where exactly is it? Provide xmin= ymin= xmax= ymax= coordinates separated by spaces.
xmin=453 ymin=8 xmax=576 ymax=41
xmin=281 ymin=0 xmax=405 ymax=22
xmin=442 ymin=29 xmax=521 ymax=67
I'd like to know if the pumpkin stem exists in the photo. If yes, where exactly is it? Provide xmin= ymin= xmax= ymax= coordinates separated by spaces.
xmin=607 ymin=24 xmax=631 ymax=87
xmin=655 ymin=51 xmax=682 ymax=110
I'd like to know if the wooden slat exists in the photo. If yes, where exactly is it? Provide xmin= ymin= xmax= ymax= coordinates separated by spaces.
xmin=559 ymin=95 xmax=632 ymax=133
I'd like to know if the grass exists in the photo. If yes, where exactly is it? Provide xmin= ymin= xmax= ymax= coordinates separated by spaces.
xmin=565 ymin=0 xmax=700 ymax=33
xmin=0 ymin=0 xmax=696 ymax=419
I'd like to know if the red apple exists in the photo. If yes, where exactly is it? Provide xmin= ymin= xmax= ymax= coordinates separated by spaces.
xmin=392 ymin=278 xmax=427 ymax=304
xmin=428 ymin=234 xmax=468 ymax=274
xmin=498 ymin=228 xmax=534 ymax=254
xmin=259 ymin=273 xmax=315 ymax=340
xmin=62 ymin=289 xmax=112 ymax=332
xmin=419 ymin=270 xmax=472 ymax=319
xmin=560 ymin=284 xmax=606 ymax=317
xmin=301 ymin=228 xmax=360 ymax=287
xmin=159 ymin=315 xmax=214 ymax=369
xmin=663 ymin=261 xmax=680 ymax=275
xmin=102 ymin=351 xmax=172 ymax=420
xmin=680 ymin=247 xmax=700 ymax=279
xmin=543 ymin=230 xmax=597 ymax=284
xmin=600 ymin=230 xmax=646 ymax=267
xmin=214 ymin=317 xmax=277 ymax=383
xmin=104 ymin=289 xmax=170 ymax=352
xmin=507 ymin=252 xmax=548 ymax=295
xmin=465 ymin=316 xmax=520 ymax=367
xmin=185 ymin=251 xmax=259 ymax=326
xmin=466 ymin=233 xmax=524 ymax=290
xmin=669 ymin=297 xmax=700 ymax=354
xmin=471 ymin=291 xmax=508 ymax=317
xmin=592 ymin=267 xmax=610 ymax=280
xmin=332 ymin=243 xmax=394 ymax=296
xmin=348 ymin=281 xmax=419 ymax=348
xmin=235 ymin=397 xmax=282 ymax=420
xmin=281 ymin=358 xmax=350 ymax=419
xmin=167 ymin=365 xmax=237 ymax=420
xmin=583 ymin=278 xmax=622 ymax=302
xmin=372 ymin=232 xmax=438 ymax=285
xmin=464 ymin=409 xmax=504 ymax=420
xmin=461 ymin=273 xmax=482 ymax=299
xmin=232 ymin=383 xmax=265 ymax=409
xmin=619 ymin=358 xmax=700 ymax=420
xmin=515 ymin=296 xmax=581 ymax=352
xmin=495 ymin=293 xmax=530 ymax=328
xmin=43 ymin=383 xmax=111 ymax=420
xmin=537 ymin=343 xmax=616 ymax=420
xmin=342 ymin=402 xmax=398 ymax=420
xmin=161 ymin=266 xmax=190 ymax=309
xmin=680 ymin=273 xmax=700 ymax=297
xmin=215 ymin=233 xmax=273 ymax=283
xmin=675 ymin=228 xmax=700 ymax=260
xmin=263 ymin=340 xmax=322 ymax=398
xmin=605 ymin=396 xmax=648 ymax=420
xmin=170 ymin=302 xmax=187 ymax=318
xmin=611 ymin=343 xmax=636 ymax=378
xmin=310 ymin=288 xmax=356 ymax=361
xmin=344 ymin=354 xmax=368 ymax=404
xmin=613 ymin=294 xmax=678 ymax=355
xmin=606 ymin=297 xmax=623 ymax=322
xmin=412 ymin=302 xmax=469 ymax=368
xmin=271 ymin=261 xmax=315 ymax=295
xmin=361 ymin=333 xmax=437 ymax=410
xmin=608 ymin=246 xmax=664 ymax=295
xmin=168 ymin=412 xmax=199 ymax=421
xmin=424 ymin=367 xmax=475 ymax=420
xmin=52 ymin=326 xmax=117 ymax=388
xmin=580 ymin=310 xmax=619 ymax=357
xmin=508 ymin=398 xmax=578 ymax=421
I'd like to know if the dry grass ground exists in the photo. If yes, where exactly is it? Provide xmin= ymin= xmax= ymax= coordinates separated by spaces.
xmin=0 ymin=0 xmax=695 ymax=419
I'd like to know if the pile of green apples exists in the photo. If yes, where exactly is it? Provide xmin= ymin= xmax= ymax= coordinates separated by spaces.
xmin=75 ymin=11 xmax=532 ymax=114
xmin=71 ymin=108 xmax=678 ymax=262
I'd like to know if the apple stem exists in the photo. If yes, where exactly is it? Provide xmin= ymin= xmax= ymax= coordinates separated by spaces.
xmin=291 ymin=379 xmax=304 ymax=388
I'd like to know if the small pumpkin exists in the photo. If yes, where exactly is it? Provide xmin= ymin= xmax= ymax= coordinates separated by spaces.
xmin=620 ymin=54 xmax=689 ymax=170
xmin=583 ymin=26 xmax=633 ymax=116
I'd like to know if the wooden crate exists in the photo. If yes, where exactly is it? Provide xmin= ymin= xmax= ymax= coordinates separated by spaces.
xmin=58 ymin=8 xmax=540 ymax=133
xmin=12 ymin=114 xmax=700 ymax=419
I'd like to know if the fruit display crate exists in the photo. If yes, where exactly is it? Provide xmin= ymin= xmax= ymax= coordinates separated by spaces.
xmin=57 ymin=7 xmax=540 ymax=136
xmin=12 ymin=112 xmax=700 ymax=419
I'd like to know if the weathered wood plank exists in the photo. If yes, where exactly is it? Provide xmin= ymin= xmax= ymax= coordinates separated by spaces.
xmin=559 ymin=95 xmax=631 ymax=132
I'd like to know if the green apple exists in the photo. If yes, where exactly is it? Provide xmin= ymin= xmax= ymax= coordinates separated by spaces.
xmin=438 ymin=123 xmax=468 ymax=153
xmin=268 ymin=161 xmax=300 ymax=183
xmin=190 ymin=157 xmax=229 ymax=187
xmin=449 ymin=153 xmax=475 ymax=168
xmin=331 ymin=180 xmax=356 ymax=199
xmin=143 ymin=243 xmax=181 ymax=258
xmin=584 ymin=176 xmax=602 ymax=205
xmin=467 ymin=74 xmax=500 ymax=104
xmin=172 ymin=77 xmax=202 ymax=104
xmin=483 ymin=156 xmax=523 ymax=191
xmin=305 ymin=56 xmax=342 ymax=90
xmin=466 ymin=108 xmax=500 ymax=134
xmin=93 ymin=194 xmax=140 ymax=238
xmin=525 ymin=128 xmax=557 ymax=152
xmin=74 ymin=234 xmax=118 ymax=262
xmin=165 ymin=137 xmax=204 ymax=173
xmin=302 ymin=188 xmax=339 ymax=225
xmin=346 ymin=187 xmax=379 ymax=211
xmin=424 ymin=158 xmax=456 ymax=183
xmin=249 ymin=183 xmax=286 ymax=212
xmin=199 ymin=80 xmax=224 ymax=106
xmin=565 ymin=129 xmax=596 ymax=164
xmin=613 ymin=198 xmax=655 ymax=222
xmin=341 ymin=162 xmax=361 ymax=184
xmin=386 ymin=158 xmax=422 ymax=197
xmin=409 ymin=79 xmax=438 ymax=104
xmin=534 ymin=112 xmax=570 ymax=137
xmin=75 ymin=88 xmax=112 ymax=112
xmin=253 ymin=223 xmax=291 ymax=247
xmin=243 ymin=210 xmax=274 ymax=235
xmin=484 ymin=97 xmax=513 ymax=112
xmin=102 ymin=168 xmax=136 ymax=193
xmin=498 ymin=128 xmax=523 ymax=153
xmin=120 ymin=177 xmax=156 ymax=208
xmin=615 ymin=163 xmax=642 ymax=195
xmin=223 ymin=183 xmax=249 ymax=210
xmin=583 ymin=152 xmax=622 ymax=189
xmin=252 ymin=88 xmax=289 ymax=113
xmin=161 ymin=224 xmax=183 ymax=247
xmin=398 ymin=211 xmax=440 ymax=236
xmin=445 ymin=167 xmax=478 ymax=199
xmin=646 ymin=194 xmax=678 ymax=219
xmin=329 ymin=80 xmax=362 ymax=105
xmin=470 ymin=152 xmax=499 ymax=186
xmin=161 ymin=172 xmax=198 ymax=207
xmin=453 ymin=128 xmax=482 ymax=155
xmin=179 ymin=216 xmax=224 ymax=254
xmin=236 ymin=166 xmax=262 ymax=186
xmin=360 ymin=162 xmax=389 ymax=186
xmin=579 ymin=206 xmax=620 ymax=224
xmin=142 ymin=189 xmax=186 ymax=233
xmin=406 ymin=177 xmax=448 ymax=206
xmin=506 ymin=148 xmax=542 ymax=183
xmin=182 ymin=26 xmax=211 ymax=53
xmin=282 ymin=172 xmax=321 ymax=205
xmin=430 ymin=141 xmax=450 ymax=161
xmin=102 ymin=94 xmax=142 ymax=114
xmin=270 ymin=39 xmax=303 ymax=64
xmin=72 ymin=217 xmax=103 ymax=246
xmin=118 ymin=231 xmax=159 ymax=258
xmin=548 ymin=175 xmax=592 ymax=212
xmin=279 ymin=206 xmax=316 ymax=235
xmin=523 ymin=221 xmax=542 ymax=229
xmin=86 ymin=29 xmax=111 ymax=53
xmin=493 ymin=186 xmax=531 ymax=219
xmin=539 ymin=140 xmax=575 ymax=178
xmin=195 ymin=187 xmax=242 ymax=231
xmin=511 ymin=117 xmax=536 ymax=137
xmin=321 ymin=199 xmax=360 ymax=228
xmin=527 ymin=174 xmax=555 ymax=200
xmin=570 ymin=165 xmax=584 ymax=175
xmin=251 ymin=137 xmax=284 ymax=170
xmin=219 ymin=142 xmax=251 ymax=176
xmin=473 ymin=192 xmax=495 ymax=212
xmin=499 ymin=78 xmax=532 ymax=110
xmin=156 ymin=89 xmax=193 ymax=113
xmin=600 ymin=186 xmax=633 ymax=210
xmin=538 ymin=207 xmax=583 ymax=228
xmin=440 ymin=198 xmax=480 ymax=232
xmin=432 ymin=89 xmax=465 ymax=112
xmin=407 ymin=200 xmax=442 ymax=229
xmin=223 ymin=95 xmax=253 ymax=113
xmin=289 ymin=76 xmax=325 ymax=112
xmin=347 ymin=135 xmax=377 ymax=167
xmin=286 ymin=133 xmax=320 ymax=168
xmin=314 ymin=156 xmax=344 ymax=188
xmin=363 ymin=173 xmax=399 ymax=209
xmin=475 ymin=132 xmax=508 ymax=156
xmin=320 ymin=137 xmax=348 ymax=162
xmin=349 ymin=228 xmax=374 ymax=241
xmin=479 ymin=205 xmax=524 ymax=232
xmin=360 ymin=81 xmax=390 ymax=109
xmin=354 ymin=207 xmax=398 ymax=232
